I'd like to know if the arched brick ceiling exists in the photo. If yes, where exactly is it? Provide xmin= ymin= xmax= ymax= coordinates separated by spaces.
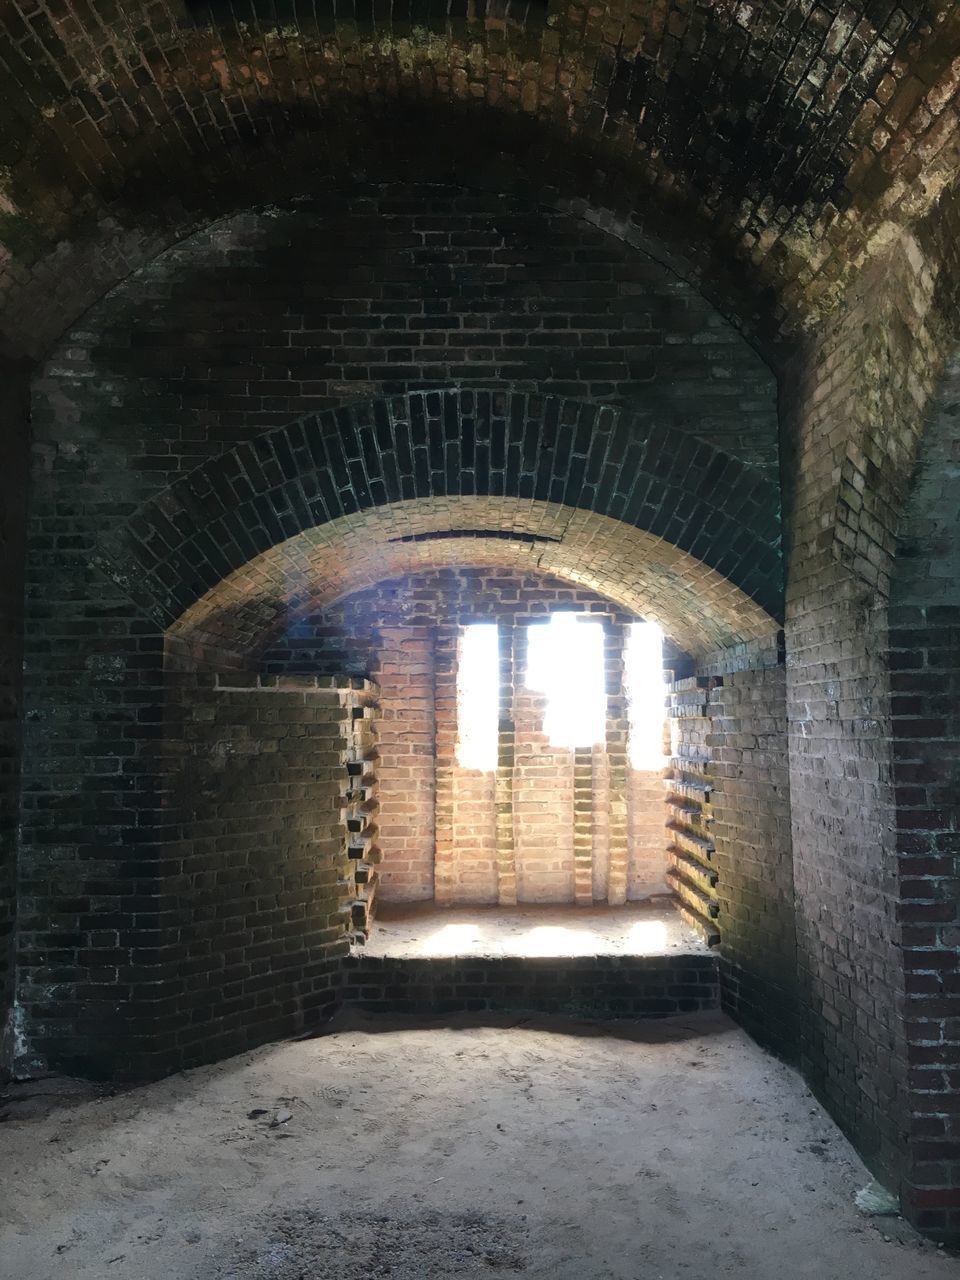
xmin=1 ymin=1 xmax=959 ymax=359
xmin=164 ymin=503 xmax=778 ymax=660
xmin=93 ymin=389 xmax=782 ymax=657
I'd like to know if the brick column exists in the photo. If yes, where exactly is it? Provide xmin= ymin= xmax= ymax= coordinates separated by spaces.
xmin=496 ymin=618 xmax=518 ymax=906
xmin=433 ymin=624 xmax=457 ymax=906
xmin=605 ymin=622 xmax=629 ymax=906
xmin=374 ymin=627 xmax=435 ymax=903
xmin=573 ymin=745 xmax=594 ymax=904
xmin=342 ymin=679 xmax=382 ymax=938
xmin=664 ymin=675 xmax=720 ymax=946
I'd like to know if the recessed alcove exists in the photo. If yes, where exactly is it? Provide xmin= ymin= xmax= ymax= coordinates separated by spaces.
xmin=363 ymin=900 xmax=703 ymax=959
xmin=346 ymin=898 xmax=718 ymax=1022
xmin=261 ymin=567 xmax=685 ymax=924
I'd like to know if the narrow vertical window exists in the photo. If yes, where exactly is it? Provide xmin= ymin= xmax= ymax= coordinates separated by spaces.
xmin=456 ymin=623 xmax=499 ymax=771
xmin=625 ymin=621 xmax=666 ymax=770
xmin=526 ymin=614 xmax=606 ymax=748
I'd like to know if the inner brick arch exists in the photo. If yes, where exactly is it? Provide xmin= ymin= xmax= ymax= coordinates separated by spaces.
xmin=155 ymin=503 xmax=773 ymax=919
xmin=70 ymin=386 xmax=785 ymax=1079
xmin=163 ymin=503 xmax=778 ymax=669
xmin=98 ymin=389 xmax=783 ymax=659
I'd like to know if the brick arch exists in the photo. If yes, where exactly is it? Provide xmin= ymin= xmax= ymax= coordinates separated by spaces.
xmin=95 ymin=389 xmax=782 ymax=660
xmin=6 ymin=106 xmax=786 ymax=364
xmin=785 ymin=181 xmax=960 ymax=608
xmin=167 ymin=507 xmax=776 ymax=664
xmin=0 ymin=3 xmax=956 ymax=361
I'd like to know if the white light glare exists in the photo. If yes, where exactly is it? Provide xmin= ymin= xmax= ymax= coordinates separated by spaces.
xmin=526 ymin=614 xmax=606 ymax=749
xmin=626 ymin=621 xmax=666 ymax=770
xmin=457 ymin=623 xmax=499 ymax=771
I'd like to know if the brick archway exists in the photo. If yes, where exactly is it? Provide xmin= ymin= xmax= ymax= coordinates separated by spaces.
xmin=97 ymin=388 xmax=782 ymax=662
xmin=1 ymin=5 xmax=956 ymax=363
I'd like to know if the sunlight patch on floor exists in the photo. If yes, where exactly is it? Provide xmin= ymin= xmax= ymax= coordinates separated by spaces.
xmin=362 ymin=901 xmax=700 ymax=959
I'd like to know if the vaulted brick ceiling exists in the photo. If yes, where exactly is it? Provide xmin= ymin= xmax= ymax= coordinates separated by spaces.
xmin=1 ymin=0 xmax=959 ymax=360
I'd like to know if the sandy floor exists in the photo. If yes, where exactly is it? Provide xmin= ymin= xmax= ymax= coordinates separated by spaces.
xmin=364 ymin=899 xmax=706 ymax=958
xmin=0 ymin=1010 xmax=956 ymax=1280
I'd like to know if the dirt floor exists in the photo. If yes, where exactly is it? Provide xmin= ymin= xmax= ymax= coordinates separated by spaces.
xmin=364 ymin=900 xmax=705 ymax=958
xmin=1 ymin=1009 xmax=957 ymax=1280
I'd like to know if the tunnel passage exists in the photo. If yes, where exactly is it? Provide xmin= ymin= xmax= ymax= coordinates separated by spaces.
xmin=3 ymin=0 xmax=960 ymax=1251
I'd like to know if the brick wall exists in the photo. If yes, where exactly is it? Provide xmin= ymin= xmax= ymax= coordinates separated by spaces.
xmin=0 ymin=359 xmax=30 ymax=1081
xmin=629 ymin=768 xmax=670 ymax=899
xmin=779 ymin=226 xmax=952 ymax=1198
xmin=890 ymin=353 xmax=960 ymax=1238
xmin=375 ymin=627 xmax=435 ymax=902
xmin=263 ymin=568 xmax=674 ymax=907
xmin=64 ymin=189 xmax=775 ymax=471
xmin=342 ymin=952 xmax=720 ymax=1021
xmin=0 ymin=2 xmax=945 ymax=365
xmin=665 ymin=635 xmax=794 ymax=1058
xmin=438 ymin=620 xmax=500 ymax=905
xmin=157 ymin=674 xmax=379 ymax=1077
xmin=697 ymin=638 xmax=795 ymax=1060
xmin=26 ymin=673 xmax=377 ymax=1079
xmin=513 ymin=681 xmax=577 ymax=904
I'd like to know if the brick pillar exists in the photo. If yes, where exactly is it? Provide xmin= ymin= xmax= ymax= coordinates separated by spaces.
xmin=374 ymin=627 xmax=435 ymax=903
xmin=573 ymin=745 xmax=594 ymax=904
xmin=605 ymin=622 xmax=629 ymax=906
xmin=433 ymin=624 xmax=457 ymax=906
xmin=496 ymin=619 xmax=518 ymax=907
xmin=664 ymin=675 xmax=720 ymax=945
xmin=341 ymin=679 xmax=382 ymax=937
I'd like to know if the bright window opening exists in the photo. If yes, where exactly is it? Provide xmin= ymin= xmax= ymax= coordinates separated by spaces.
xmin=626 ymin=621 xmax=666 ymax=770
xmin=456 ymin=623 xmax=499 ymax=771
xmin=526 ymin=614 xmax=606 ymax=749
